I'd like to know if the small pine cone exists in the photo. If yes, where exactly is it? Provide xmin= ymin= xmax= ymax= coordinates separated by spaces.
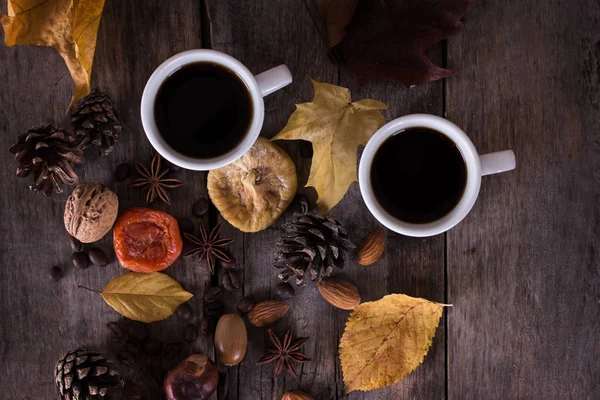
xmin=55 ymin=349 xmax=122 ymax=400
xmin=274 ymin=206 xmax=355 ymax=286
xmin=9 ymin=124 xmax=85 ymax=196
xmin=71 ymin=92 xmax=123 ymax=155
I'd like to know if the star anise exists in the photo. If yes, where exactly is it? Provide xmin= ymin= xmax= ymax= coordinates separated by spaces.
xmin=132 ymin=153 xmax=183 ymax=205
xmin=184 ymin=222 xmax=233 ymax=274
xmin=257 ymin=328 xmax=310 ymax=377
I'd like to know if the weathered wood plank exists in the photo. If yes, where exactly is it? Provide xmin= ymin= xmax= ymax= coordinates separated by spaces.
xmin=447 ymin=0 xmax=600 ymax=398
xmin=0 ymin=2 xmax=209 ymax=399
xmin=205 ymin=1 xmax=447 ymax=399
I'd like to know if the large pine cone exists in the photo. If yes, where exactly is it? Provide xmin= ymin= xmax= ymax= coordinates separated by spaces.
xmin=274 ymin=202 xmax=355 ymax=285
xmin=55 ymin=349 xmax=122 ymax=400
xmin=9 ymin=124 xmax=85 ymax=196
xmin=71 ymin=92 xmax=122 ymax=155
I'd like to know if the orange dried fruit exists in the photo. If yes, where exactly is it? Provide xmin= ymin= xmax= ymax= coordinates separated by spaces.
xmin=113 ymin=208 xmax=182 ymax=272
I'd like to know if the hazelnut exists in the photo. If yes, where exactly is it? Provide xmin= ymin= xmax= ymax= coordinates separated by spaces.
xmin=64 ymin=183 xmax=118 ymax=243
xmin=164 ymin=354 xmax=218 ymax=400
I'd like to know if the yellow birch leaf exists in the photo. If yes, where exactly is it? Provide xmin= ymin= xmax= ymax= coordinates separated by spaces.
xmin=101 ymin=272 xmax=193 ymax=323
xmin=339 ymin=294 xmax=446 ymax=393
xmin=1 ymin=0 xmax=107 ymax=108
xmin=273 ymin=79 xmax=387 ymax=212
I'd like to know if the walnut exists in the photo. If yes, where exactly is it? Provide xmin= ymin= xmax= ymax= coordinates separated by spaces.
xmin=64 ymin=183 xmax=119 ymax=243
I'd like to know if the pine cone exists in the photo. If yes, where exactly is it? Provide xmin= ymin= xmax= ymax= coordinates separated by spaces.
xmin=9 ymin=124 xmax=85 ymax=196
xmin=274 ymin=202 xmax=355 ymax=286
xmin=55 ymin=349 xmax=122 ymax=400
xmin=71 ymin=92 xmax=122 ymax=155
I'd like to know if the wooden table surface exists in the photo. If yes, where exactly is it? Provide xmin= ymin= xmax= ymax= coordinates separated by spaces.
xmin=1 ymin=1 xmax=599 ymax=399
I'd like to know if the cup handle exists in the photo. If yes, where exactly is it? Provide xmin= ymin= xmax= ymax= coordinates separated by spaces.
xmin=479 ymin=150 xmax=516 ymax=176
xmin=254 ymin=65 xmax=293 ymax=97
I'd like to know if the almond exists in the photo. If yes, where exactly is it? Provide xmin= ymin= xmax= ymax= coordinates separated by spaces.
xmin=357 ymin=228 xmax=385 ymax=265
xmin=282 ymin=391 xmax=314 ymax=400
xmin=317 ymin=277 xmax=361 ymax=310
xmin=247 ymin=300 xmax=289 ymax=327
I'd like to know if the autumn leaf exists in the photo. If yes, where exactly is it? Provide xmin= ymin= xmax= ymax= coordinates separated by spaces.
xmin=273 ymin=79 xmax=387 ymax=211
xmin=1 ymin=0 xmax=107 ymax=108
xmin=316 ymin=0 xmax=473 ymax=86
xmin=315 ymin=0 xmax=358 ymax=48
xmin=101 ymin=272 xmax=193 ymax=323
xmin=339 ymin=294 xmax=447 ymax=393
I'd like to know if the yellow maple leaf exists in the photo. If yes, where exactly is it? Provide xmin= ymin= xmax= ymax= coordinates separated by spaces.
xmin=1 ymin=0 xmax=107 ymax=108
xmin=339 ymin=294 xmax=447 ymax=393
xmin=273 ymin=79 xmax=387 ymax=212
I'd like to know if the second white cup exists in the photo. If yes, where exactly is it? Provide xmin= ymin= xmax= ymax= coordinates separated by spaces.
xmin=359 ymin=114 xmax=516 ymax=237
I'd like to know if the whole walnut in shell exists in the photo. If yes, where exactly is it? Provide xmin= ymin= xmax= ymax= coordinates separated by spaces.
xmin=208 ymin=137 xmax=297 ymax=232
xmin=64 ymin=183 xmax=119 ymax=243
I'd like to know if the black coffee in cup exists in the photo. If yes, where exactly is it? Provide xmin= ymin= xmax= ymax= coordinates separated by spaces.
xmin=370 ymin=127 xmax=467 ymax=223
xmin=153 ymin=62 xmax=253 ymax=159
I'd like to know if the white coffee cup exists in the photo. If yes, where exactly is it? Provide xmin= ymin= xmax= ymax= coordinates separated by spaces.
xmin=359 ymin=114 xmax=516 ymax=237
xmin=141 ymin=49 xmax=293 ymax=171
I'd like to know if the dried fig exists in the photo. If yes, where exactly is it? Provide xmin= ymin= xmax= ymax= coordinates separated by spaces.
xmin=164 ymin=354 xmax=218 ymax=400
xmin=207 ymin=137 xmax=297 ymax=232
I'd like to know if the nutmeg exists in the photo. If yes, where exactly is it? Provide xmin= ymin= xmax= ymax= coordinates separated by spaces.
xmin=64 ymin=183 xmax=118 ymax=243
xmin=214 ymin=314 xmax=247 ymax=366
xmin=164 ymin=354 xmax=218 ymax=400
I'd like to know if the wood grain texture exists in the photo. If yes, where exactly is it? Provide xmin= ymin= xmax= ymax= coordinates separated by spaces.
xmin=205 ymin=1 xmax=446 ymax=399
xmin=446 ymin=0 xmax=600 ymax=399
xmin=1 ymin=0 xmax=598 ymax=399
xmin=0 ymin=2 xmax=210 ymax=399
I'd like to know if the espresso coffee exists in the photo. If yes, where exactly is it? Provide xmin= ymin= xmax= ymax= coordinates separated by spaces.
xmin=154 ymin=62 xmax=253 ymax=159
xmin=370 ymin=127 xmax=467 ymax=224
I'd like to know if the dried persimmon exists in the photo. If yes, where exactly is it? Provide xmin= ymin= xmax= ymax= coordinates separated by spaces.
xmin=113 ymin=208 xmax=182 ymax=272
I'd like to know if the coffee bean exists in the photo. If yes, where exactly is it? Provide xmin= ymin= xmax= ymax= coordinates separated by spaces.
xmin=71 ymin=252 xmax=90 ymax=269
xmin=205 ymin=301 xmax=224 ymax=318
xmin=222 ymin=270 xmax=240 ymax=292
xmin=128 ymin=322 xmax=148 ymax=342
xmin=236 ymin=297 xmax=255 ymax=313
xmin=192 ymin=198 xmax=209 ymax=217
xmin=274 ymin=282 xmax=295 ymax=299
xmin=117 ymin=350 xmax=135 ymax=366
xmin=184 ymin=324 xmax=198 ymax=342
xmin=106 ymin=322 xmax=124 ymax=341
xmin=69 ymin=236 xmax=83 ymax=252
xmin=114 ymin=163 xmax=130 ymax=181
xmin=176 ymin=303 xmax=193 ymax=320
xmin=178 ymin=218 xmax=194 ymax=234
xmin=49 ymin=266 xmax=63 ymax=281
xmin=88 ymin=248 xmax=109 ymax=267
xmin=221 ymin=254 xmax=236 ymax=270
xmin=124 ymin=340 xmax=142 ymax=356
xmin=163 ymin=343 xmax=181 ymax=361
xmin=143 ymin=339 xmax=163 ymax=356
xmin=200 ymin=318 xmax=210 ymax=336
xmin=203 ymin=286 xmax=223 ymax=303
